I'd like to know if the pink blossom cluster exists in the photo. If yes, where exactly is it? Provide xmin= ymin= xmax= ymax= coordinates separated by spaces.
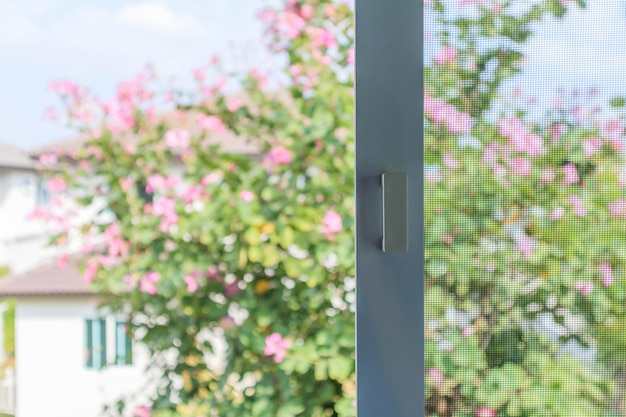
xmin=424 ymin=93 xmax=473 ymax=135
xmin=562 ymin=163 xmax=579 ymax=186
xmin=39 ymin=153 xmax=58 ymax=166
xmin=582 ymin=136 xmax=603 ymax=157
xmin=197 ymin=114 xmax=227 ymax=134
xmin=263 ymin=146 xmax=293 ymax=169
xmin=434 ymin=46 xmax=457 ymax=66
xmin=133 ymin=405 xmax=151 ymax=417
xmin=574 ymin=280 xmax=594 ymax=296
xmin=146 ymin=174 xmax=180 ymax=194
xmin=151 ymin=197 xmax=179 ymax=232
xmin=308 ymin=26 xmax=338 ymax=50
xmin=599 ymin=263 xmax=614 ymax=287
xmin=140 ymin=272 xmax=160 ymax=295
xmin=48 ymin=177 xmax=67 ymax=193
xmin=568 ymin=195 xmax=587 ymax=217
xmin=481 ymin=142 xmax=508 ymax=178
xmin=608 ymin=199 xmax=626 ymax=217
xmin=264 ymin=332 xmax=292 ymax=363
xmin=184 ymin=271 xmax=201 ymax=293
xmin=497 ymin=116 xmax=546 ymax=157
xmin=165 ymin=129 xmax=190 ymax=150
xmin=475 ymin=406 xmax=497 ymax=417
xmin=104 ymin=223 xmax=129 ymax=258
xmin=427 ymin=367 xmax=443 ymax=385
xmin=319 ymin=210 xmax=343 ymax=240
xmin=517 ymin=235 xmax=535 ymax=259
xmin=48 ymin=79 xmax=83 ymax=100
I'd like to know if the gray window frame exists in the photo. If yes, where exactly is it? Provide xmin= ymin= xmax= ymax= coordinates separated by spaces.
xmin=355 ymin=1 xmax=424 ymax=416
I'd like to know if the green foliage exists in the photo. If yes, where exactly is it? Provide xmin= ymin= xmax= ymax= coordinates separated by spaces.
xmin=2 ymin=301 xmax=14 ymax=357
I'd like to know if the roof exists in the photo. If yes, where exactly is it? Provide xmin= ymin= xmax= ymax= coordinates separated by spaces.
xmin=0 ymin=142 xmax=35 ymax=170
xmin=30 ymin=128 xmax=260 ymax=158
xmin=0 ymin=261 xmax=92 ymax=297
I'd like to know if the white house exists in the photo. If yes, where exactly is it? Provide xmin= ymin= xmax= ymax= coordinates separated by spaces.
xmin=0 ymin=141 xmax=153 ymax=417
xmin=0 ymin=142 xmax=56 ymax=275
xmin=0 ymin=262 xmax=152 ymax=417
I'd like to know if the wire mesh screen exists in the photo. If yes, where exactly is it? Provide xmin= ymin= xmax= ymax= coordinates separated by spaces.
xmin=424 ymin=1 xmax=626 ymax=416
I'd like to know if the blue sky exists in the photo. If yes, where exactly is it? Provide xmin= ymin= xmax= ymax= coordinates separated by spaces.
xmin=2 ymin=1 xmax=626 ymax=149
xmin=0 ymin=0 xmax=279 ymax=149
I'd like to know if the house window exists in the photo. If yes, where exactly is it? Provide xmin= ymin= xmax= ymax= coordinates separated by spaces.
xmin=115 ymin=321 xmax=133 ymax=365
xmin=85 ymin=319 xmax=106 ymax=369
xmin=36 ymin=178 xmax=50 ymax=206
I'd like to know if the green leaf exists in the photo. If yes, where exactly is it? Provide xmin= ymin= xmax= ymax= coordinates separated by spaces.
xmin=328 ymin=356 xmax=353 ymax=382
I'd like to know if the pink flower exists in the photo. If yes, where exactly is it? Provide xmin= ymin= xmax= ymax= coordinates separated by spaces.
xmin=492 ymin=164 xmax=507 ymax=178
xmin=550 ymin=207 xmax=565 ymax=220
xmin=153 ymin=197 xmax=178 ymax=233
xmin=39 ymin=153 xmax=58 ymax=166
xmin=264 ymin=146 xmax=293 ymax=167
xmin=582 ymin=137 xmax=602 ymax=157
xmin=140 ymin=272 xmax=160 ymax=295
xmin=574 ymin=280 xmax=594 ymax=296
xmin=510 ymin=157 xmax=532 ymax=177
xmin=133 ymin=405 xmax=151 ymax=417
xmin=240 ymin=190 xmax=254 ymax=202
xmin=146 ymin=174 xmax=179 ymax=193
xmin=434 ymin=46 xmax=457 ymax=66
xmin=184 ymin=274 xmax=199 ymax=293
xmin=462 ymin=327 xmax=473 ymax=338
xmin=48 ymin=177 xmax=67 ymax=193
xmin=320 ymin=210 xmax=343 ymax=237
xmin=498 ymin=116 xmax=545 ymax=157
xmin=192 ymin=68 xmax=205 ymax=81
xmin=562 ymin=163 xmax=579 ymax=185
xmin=226 ymin=97 xmax=243 ymax=112
xmin=427 ymin=368 xmax=444 ymax=385
xmin=482 ymin=143 xmax=500 ymax=164
xmin=550 ymin=123 xmax=567 ymax=143
xmin=609 ymin=199 xmax=626 ymax=217
xmin=165 ymin=129 xmax=190 ymax=149
xmin=201 ymin=172 xmax=222 ymax=185
xmin=347 ymin=48 xmax=355 ymax=65
xmin=569 ymin=195 xmax=587 ymax=217
xmin=599 ymin=263 xmax=614 ymax=287
xmin=56 ymin=254 xmax=68 ymax=268
xmin=517 ymin=235 xmax=535 ymax=259
xmin=84 ymin=258 xmax=99 ymax=283
xmin=264 ymin=333 xmax=292 ymax=363
xmin=475 ymin=406 xmax=497 ymax=417
xmin=197 ymin=114 xmax=227 ymax=134
xmin=224 ymin=281 xmax=242 ymax=297
xmin=424 ymin=93 xmax=473 ymax=135
xmin=443 ymin=153 xmax=459 ymax=170
xmin=540 ymin=168 xmax=556 ymax=185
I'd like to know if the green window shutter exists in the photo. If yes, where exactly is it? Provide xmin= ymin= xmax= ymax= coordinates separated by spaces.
xmin=98 ymin=319 xmax=107 ymax=368
xmin=85 ymin=319 xmax=93 ymax=368
xmin=86 ymin=319 xmax=107 ymax=369
xmin=115 ymin=321 xmax=133 ymax=365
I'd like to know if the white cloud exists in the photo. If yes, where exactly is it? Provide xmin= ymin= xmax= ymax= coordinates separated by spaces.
xmin=115 ymin=2 xmax=205 ymax=37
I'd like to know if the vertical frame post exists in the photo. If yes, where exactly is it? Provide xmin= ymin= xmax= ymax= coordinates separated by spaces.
xmin=355 ymin=0 xmax=424 ymax=416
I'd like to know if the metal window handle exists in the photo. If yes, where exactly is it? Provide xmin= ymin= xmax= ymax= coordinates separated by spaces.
xmin=381 ymin=173 xmax=408 ymax=252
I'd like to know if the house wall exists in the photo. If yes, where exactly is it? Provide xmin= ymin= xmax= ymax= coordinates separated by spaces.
xmin=15 ymin=297 xmax=152 ymax=417
xmin=0 ymin=168 xmax=55 ymax=275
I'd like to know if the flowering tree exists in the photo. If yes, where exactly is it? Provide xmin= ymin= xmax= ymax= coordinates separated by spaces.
xmin=38 ymin=0 xmax=626 ymax=416
xmin=39 ymin=1 xmax=355 ymax=417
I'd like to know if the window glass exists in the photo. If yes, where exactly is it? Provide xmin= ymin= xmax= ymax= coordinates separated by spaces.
xmin=115 ymin=321 xmax=132 ymax=365
xmin=85 ymin=319 xmax=106 ymax=370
